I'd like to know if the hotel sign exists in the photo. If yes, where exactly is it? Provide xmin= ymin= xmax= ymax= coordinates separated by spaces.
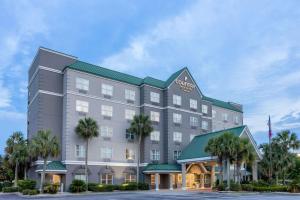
xmin=175 ymin=76 xmax=196 ymax=92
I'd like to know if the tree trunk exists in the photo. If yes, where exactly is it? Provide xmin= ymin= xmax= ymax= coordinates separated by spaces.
xmin=40 ymin=158 xmax=47 ymax=193
xmin=85 ymin=140 xmax=89 ymax=191
xmin=220 ymin=161 xmax=223 ymax=183
xmin=226 ymin=158 xmax=230 ymax=190
xmin=14 ymin=161 xmax=19 ymax=187
xmin=24 ymin=165 xmax=27 ymax=180
xmin=137 ymin=134 xmax=142 ymax=189
xmin=275 ymin=174 xmax=278 ymax=185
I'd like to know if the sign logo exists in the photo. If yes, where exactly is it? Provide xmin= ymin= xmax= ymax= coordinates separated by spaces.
xmin=175 ymin=77 xmax=196 ymax=92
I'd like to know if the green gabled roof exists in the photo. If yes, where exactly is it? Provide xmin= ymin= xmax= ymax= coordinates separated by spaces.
xmin=37 ymin=161 xmax=66 ymax=171
xmin=203 ymin=96 xmax=243 ymax=113
xmin=143 ymin=164 xmax=181 ymax=172
xmin=178 ymin=125 xmax=246 ymax=161
xmin=67 ymin=61 xmax=242 ymax=112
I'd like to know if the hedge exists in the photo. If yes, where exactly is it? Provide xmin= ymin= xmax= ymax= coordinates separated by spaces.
xmin=2 ymin=187 xmax=19 ymax=193
xmin=17 ymin=180 xmax=36 ymax=191
xmin=69 ymin=180 xmax=86 ymax=193
xmin=22 ymin=189 xmax=39 ymax=195
xmin=43 ymin=183 xmax=60 ymax=194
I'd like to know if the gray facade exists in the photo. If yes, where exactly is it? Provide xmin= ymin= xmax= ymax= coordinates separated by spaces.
xmin=27 ymin=47 xmax=243 ymax=190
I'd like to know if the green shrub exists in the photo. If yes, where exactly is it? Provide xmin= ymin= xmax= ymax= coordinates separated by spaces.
xmin=22 ymin=189 xmax=39 ymax=195
xmin=18 ymin=180 xmax=36 ymax=191
xmin=252 ymin=185 xmax=288 ymax=192
xmin=113 ymin=184 xmax=120 ymax=190
xmin=97 ymin=184 xmax=114 ymax=192
xmin=119 ymin=182 xmax=138 ymax=191
xmin=43 ymin=183 xmax=60 ymax=194
xmin=216 ymin=183 xmax=226 ymax=191
xmin=288 ymin=178 xmax=300 ymax=193
xmin=88 ymin=183 xmax=98 ymax=192
xmin=69 ymin=180 xmax=86 ymax=193
xmin=138 ymin=183 xmax=149 ymax=190
xmin=230 ymin=183 xmax=241 ymax=191
xmin=241 ymin=184 xmax=253 ymax=191
xmin=2 ymin=186 xmax=19 ymax=193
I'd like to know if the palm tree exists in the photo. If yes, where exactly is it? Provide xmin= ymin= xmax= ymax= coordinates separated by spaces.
xmin=75 ymin=117 xmax=99 ymax=190
xmin=5 ymin=132 xmax=25 ymax=187
xmin=30 ymin=130 xmax=60 ymax=193
xmin=126 ymin=114 xmax=153 ymax=186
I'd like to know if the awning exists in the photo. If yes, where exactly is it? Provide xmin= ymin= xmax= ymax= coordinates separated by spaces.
xmin=143 ymin=164 xmax=181 ymax=174
xmin=36 ymin=161 xmax=67 ymax=174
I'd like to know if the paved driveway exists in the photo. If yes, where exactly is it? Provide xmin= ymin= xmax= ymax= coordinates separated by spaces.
xmin=0 ymin=191 xmax=299 ymax=200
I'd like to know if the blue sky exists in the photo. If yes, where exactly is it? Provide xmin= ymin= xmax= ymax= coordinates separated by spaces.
xmin=1 ymin=0 xmax=300 ymax=154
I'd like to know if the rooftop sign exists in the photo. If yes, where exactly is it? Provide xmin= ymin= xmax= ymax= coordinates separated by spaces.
xmin=175 ymin=76 xmax=196 ymax=92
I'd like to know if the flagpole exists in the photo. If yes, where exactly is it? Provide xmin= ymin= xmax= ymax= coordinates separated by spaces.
xmin=268 ymin=115 xmax=272 ymax=182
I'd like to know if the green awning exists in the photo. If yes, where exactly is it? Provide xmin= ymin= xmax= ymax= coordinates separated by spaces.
xmin=177 ymin=126 xmax=246 ymax=162
xmin=36 ymin=161 xmax=67 ymax=173
xmin=143 ymin=164 xmax=181 ymax=173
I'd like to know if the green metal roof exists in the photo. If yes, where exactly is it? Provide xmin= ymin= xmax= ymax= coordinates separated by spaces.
xmin=143 ymin=164 xmax=181 ymax=172
xmin=37 ymin=161 xmax=66 ymax=171
xmin=178 ymin=126 xmax=246 ymax=161
xmin=202 ymin=96 xmax=243 ymax=113
xmin=67 ymin=61 xmax=242 ymax=112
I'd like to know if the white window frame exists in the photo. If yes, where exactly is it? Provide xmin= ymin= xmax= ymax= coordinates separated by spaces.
xmin=150 ymin=149 xmax=160 ymax=161
xmin=76 ymin=100 xmax=89 ymax=113
xmin=101 ymin=105 xmax=113 ymax=117
xmin=173 ymin=132 xmax=182 ymax=143
xmin=125 ymin=174 xmax=136 ymax=183
xmin=150 ymin=92 xmax=160 ymax=103
xmin=100 ymin=174 xmax=113 ymax=185
xmin=74 ymin=174 xmax=86 ymax=182
xmin=125 ymin=89 xmax=135 ymax=101
xmin=212 ymin=110 xmax=216 ymax=118
xmin=125 ymin=109 xmax=136 ymax=120
xmin=235 ymin=116 xmax=239 ymax=124
xmin=102 ymin=84 xmax=113 ymax=96
xmin=173 ymin=150 xmax=181 ymax=160
xmin=101 ymin=147 xmax=113 ymax=159
xmin=76 ymin=77 xmax=89 ymax=91
xmin=173 ymin=113 xmax=182 ymax=124
xmin=202 ymin=121 xmax=208 ymax=130
xmin=75 ymin=145 xmax=85 ymax=158
xmin=190 ymin=116 xmax=198 ymax=127
xmin=223 ymin=113 xmax=228 ymax=121
xmin=202 ymin=104 xmax=208 ymax=114
xmin=125 ymin=149 xmax=135 ymax=160
xmin=150 ymin=111 xmax=160 ymax=122
xmin=150 ymin=131 xmax=160 ymax=141
xmin=173 ymin=95 xmax=181 ymax=106
xmin=190 ymin=99 xmax=197 ymax=109
xmin=100 ymin=126 xmax=113 ymax=138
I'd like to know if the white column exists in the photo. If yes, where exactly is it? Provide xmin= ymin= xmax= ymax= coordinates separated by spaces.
xmin=155 ymin=173 xmax=159 ymax=191
xmin=169 ymin=174 xmax=173 ymax=190
xmin=181 ymin=164 xmax=186 ymax=190
xmin=210 ymin=163 xmax=215 ymax=188
xmin=252 ymin=161 xmax=258 ymax=181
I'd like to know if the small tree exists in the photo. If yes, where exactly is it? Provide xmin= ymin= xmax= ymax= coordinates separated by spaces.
xmin=30 ymin=130 xmax=60 ymax=193
xmin=75 ymin=117 xmax=99 ymax=190
xmin=5 ymin=132 xmax=25 ymax=186
xmin=126 ymin=114 xmax=153 ymax=186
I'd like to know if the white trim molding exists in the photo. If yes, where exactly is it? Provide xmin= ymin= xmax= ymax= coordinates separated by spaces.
xmin=28 ymin=90 xmax=63 ymax=107
xmin=28 ymin=65 xmax=63 ymax=87
xmin=177 ymin=156 xmax=217 ymax=164
xmin=143 ymin=170 xmax=181 ymax=174
xmin=35 ymin=169 xmax=67 ymax=173
xmin=63 ymin=160 xmax=138 ymax=167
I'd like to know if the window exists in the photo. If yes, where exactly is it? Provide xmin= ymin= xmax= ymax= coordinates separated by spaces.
xmin=235 ymin=116 xmax=239 ymax=124
xmin=76 ymin=77 xmax=89 ymax=91
xmin=173 ymin=95 xmax=181 ymax=106
xmin=173 ymin=150 xmax=181 ymax=160
xmin=190 ymin=134 xmax=196 ymax=141
xmin=126 ymin=149 xmax=135 ymax=160
xmin=212 ymin=110 xmax=216 ymax=118
xmin=202 ymin=121 xmax=208 ymax=130
xmin=74 ymin=174 xmax=86 ymax=182
xmin=190 ymin=99 xmax=197 ymax=109
xmin=173 ymin=132 xmax=182 ymax=143
xmin=75 ymin=145 xmax=85 ymax=158
xmin=101 ymin=174 xmax=113 ymax=184
xmin=102 ymin=84 xmax=113 ymax=96
xmin=125 ymin=89 xmax=135 ymax=101
xmin=150 ymin=92 xmax=160 ymax=103
xmin=100 ymin=126 xmax=113 ymax=138
xmin=101 ymin=147 xmax=112 ymax=159
xmin=150 ymin=150 xmax=160 ymax=161
xmin=222 ymin=113 xmax=228 ymax=121
xmin=125 ymin=174 xmax=136 ymax=183
xmin=101 ymin=105 xmax=113 ymax=117
xmin=150 ymin=111 xmax=160 ymax=122
xmin=190 ymin=116 xmax=198 ymax=127
xmin=76 ymin=100 xmax=89 ymax=113
xmin=125 ymin=109 xmax=135 ymax=120
xmin=173 ymin=113 xmax=182 ymax=124
xmin=202 ymin=105 xmax=208 ymax=114
xmin=150 ymin=131 xmax=160 ymax=141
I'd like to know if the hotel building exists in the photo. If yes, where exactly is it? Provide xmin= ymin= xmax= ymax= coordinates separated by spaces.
xmin=27 ymin=47 xmax=260 ymax=191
